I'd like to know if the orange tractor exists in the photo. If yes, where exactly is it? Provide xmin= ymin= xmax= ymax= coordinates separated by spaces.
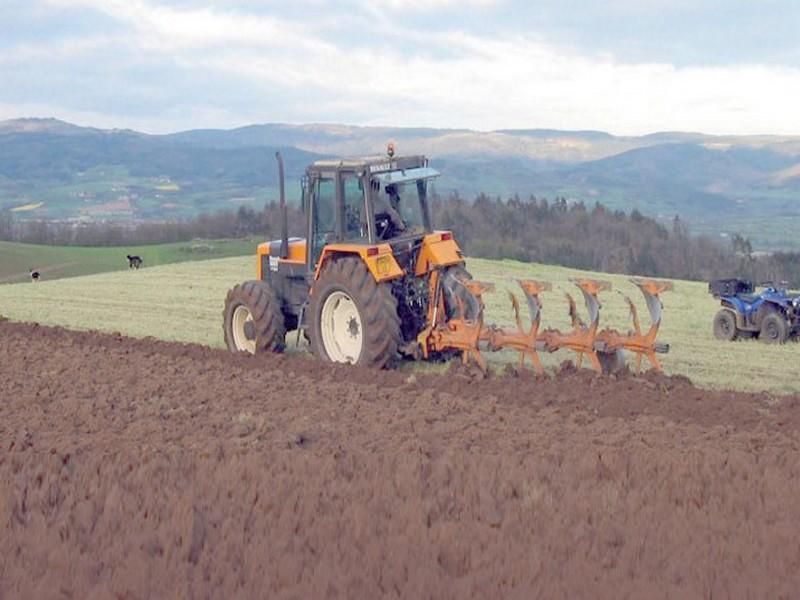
xmin=223 ymin=149 xmax=671 ymax=373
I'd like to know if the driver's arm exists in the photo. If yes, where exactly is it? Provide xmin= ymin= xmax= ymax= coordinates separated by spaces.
xmin=385 ymin=204 xmax=405 ymax=231
xmin=385 ymin=189 xmax=406 ymax=231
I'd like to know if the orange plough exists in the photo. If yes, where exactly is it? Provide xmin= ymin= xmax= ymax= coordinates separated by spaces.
xmin=538 ymin=279 xmax=611 ymax=373
xmin=420 ymin=274 xmax=673 ymax=375
xmin=421 ymin=277 xmax=494 ymax=372
xmin=596 ymin=278 xmax=674 ymax=373
xmin=482 ymin=280 xmax=552 ymax=375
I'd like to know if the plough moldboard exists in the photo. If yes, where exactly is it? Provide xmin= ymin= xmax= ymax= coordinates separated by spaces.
xmin=425 ymin=275 xmax=673 ymax=375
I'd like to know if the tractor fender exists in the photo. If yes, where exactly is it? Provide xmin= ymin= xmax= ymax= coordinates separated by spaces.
xmin=414 ymin=232 xmax=464 ymax=277
xmin=313 ymin=244 xmax=404 ymax=284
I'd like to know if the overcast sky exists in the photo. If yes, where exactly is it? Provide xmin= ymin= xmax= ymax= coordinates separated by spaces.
xmin=1 ymin=0 xmax=800 ymax=135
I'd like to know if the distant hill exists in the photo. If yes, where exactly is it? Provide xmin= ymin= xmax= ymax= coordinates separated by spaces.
xmin=0 ymin=122 xmax=319 ymax=220
xmin=0 ymin=117 xmax=101 ymax=136
xmin=2 ymin=118 xmax=800 ymax=250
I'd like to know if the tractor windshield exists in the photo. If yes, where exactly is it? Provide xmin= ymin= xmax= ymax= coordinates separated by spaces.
xmin=371 ymin=167 xmax=438 ymax=240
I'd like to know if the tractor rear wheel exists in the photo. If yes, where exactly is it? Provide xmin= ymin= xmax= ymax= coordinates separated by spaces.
xmin=442 ymin=264 xmax=480 ymax=320
xmin=223 ymin=280 xmax=286 ymax=353
xmin=309 ymin=257 xmax=401 ymax=367
xmin=760 ymin=311 xmax=789 ymax=344
xmin=713 ymin=309 xmax=738 ymax=341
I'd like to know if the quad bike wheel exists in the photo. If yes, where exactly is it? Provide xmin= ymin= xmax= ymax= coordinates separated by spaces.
xmin=713 ymin=309 xmax=738 ymax=341
xmin=760 ymin=311 xmax=789 ymax=344
xmin=309 ymin=257 xmax=401 ymax=367
xmin=223 ymin=280 xmax=286 ymax=353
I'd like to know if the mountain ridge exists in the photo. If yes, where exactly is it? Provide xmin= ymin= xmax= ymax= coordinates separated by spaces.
xmin=2 ymin=118 xmax=800 ymax=250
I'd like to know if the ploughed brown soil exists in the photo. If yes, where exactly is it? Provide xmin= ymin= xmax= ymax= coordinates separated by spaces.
xmin=3 ymin=318 xmax=800 ymax=599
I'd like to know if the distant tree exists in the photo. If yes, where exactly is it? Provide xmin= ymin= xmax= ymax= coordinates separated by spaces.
xmin=731 ymin=233 xmax=753 ymax=261
xmin=0 ymin=210 xmax=13 ymax=240
xmin=8 ymin=190 xmax=800 ymax=286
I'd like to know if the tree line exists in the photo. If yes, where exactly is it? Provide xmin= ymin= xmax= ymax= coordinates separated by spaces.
xmin=0 ymin=204 xmax=296 ymax=246
xmin=429 ymin=194 xmax=800 ymax=286
xmin=2 ymin=194 xmax=800 ymax=286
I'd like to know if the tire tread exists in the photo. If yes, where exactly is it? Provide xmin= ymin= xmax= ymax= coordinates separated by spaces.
xmin=223 ymin=280 xmax=286 ymax=353
xmin=309 ymin=257 xmax=402 ymax=368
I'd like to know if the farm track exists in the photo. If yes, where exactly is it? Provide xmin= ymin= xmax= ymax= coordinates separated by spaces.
xmin=2 ymin=317 xmax=800 ymax=598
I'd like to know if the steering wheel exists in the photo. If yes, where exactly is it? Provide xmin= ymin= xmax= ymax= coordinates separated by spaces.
xmin=374 ymin=212 xmax=396 ymax=240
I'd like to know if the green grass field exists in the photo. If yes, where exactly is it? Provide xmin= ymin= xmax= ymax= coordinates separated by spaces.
xmin=0 ymin=239 xmax=258 ymax=284
xmin=0 ymin=255 xmax=798 ymax=394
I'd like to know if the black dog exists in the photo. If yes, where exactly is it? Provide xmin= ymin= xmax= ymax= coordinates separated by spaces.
xmin=126 ymin=254 xmax=143 ymax=269
xmin=29 ymin=268 xmax=40 ymax=282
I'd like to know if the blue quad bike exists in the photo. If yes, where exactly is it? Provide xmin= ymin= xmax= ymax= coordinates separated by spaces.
xmin=710 ymin=278 xmax=800 ymax=344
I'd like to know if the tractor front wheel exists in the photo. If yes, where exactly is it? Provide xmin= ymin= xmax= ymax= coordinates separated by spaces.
xmin=309 ymin=257 xmax=401 ymax=368
xmin=760 ymin=311 xmax=789 ymax=344
xmin=223 ymin=281 xmax=286 ymax=353
xmin=713 ymin=309 xmax=738 ymax=341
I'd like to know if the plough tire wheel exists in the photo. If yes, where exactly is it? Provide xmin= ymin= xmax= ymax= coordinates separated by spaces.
xmin=760 ymin=311 xmax=789 ymax=345
xmin=309 ymin=257 xmax=401 ymax=368
xmin=223 ymin=280 xmax=286 ymax=354
xmin=442 ymin=265 xmax=479 ymax=320
xmin=598 ymin=349 xmax=626 ymax=375
xmin=713 ymin=309 xmax=738 ymax=341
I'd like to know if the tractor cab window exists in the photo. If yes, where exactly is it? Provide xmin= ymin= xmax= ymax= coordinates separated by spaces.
xmin=398 ymin=179 xmax=428 ymax=233
xmin=370 ymin=176 xmax=431 ymax=240
xmin=342 ymin=174 xmax=368 ymax=242
xmin=312 ymin=177 xmax=336 ymax=264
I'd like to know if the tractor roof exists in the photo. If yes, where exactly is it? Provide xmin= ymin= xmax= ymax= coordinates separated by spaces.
xmin=307 ymin=154 xmax=427 ymax=174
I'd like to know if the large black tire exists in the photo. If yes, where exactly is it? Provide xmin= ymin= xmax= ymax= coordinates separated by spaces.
xmin=760 ymin=311 xmax=789 ymax=345
xmin=713 ymin=309 xmax=738 ymax=341
xmin=442 ymin=264 xmax=479 ymax=320
xmin=223 ymin=280 xmax=286 ymax=353
xmin=309 ymin=257 xmax=401 ymax=368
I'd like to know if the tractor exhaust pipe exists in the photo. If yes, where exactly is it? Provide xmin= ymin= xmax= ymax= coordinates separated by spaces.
xmin=276 ymin=151 xmax=289 ymax=259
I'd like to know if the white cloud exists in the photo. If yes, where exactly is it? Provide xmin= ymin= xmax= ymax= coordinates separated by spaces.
xmin=9 ymin=0 xmax=800 ymax=135
xmin=379 ymin=0 xmax=501 ymax=9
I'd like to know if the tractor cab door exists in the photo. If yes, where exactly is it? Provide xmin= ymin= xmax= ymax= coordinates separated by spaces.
xmin=309 ymin=174 xmax=337 ymax=268
xmin=308 ymin=170 xmax=370 ymax=270
xmin=341 ymin=172 xmax=371 ymax=243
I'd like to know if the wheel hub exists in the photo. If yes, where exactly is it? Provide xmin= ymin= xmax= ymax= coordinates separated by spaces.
xmin=320 ymin=291 xmax=363 ymax=363
xmin=347 ymin=317 xmax=360 ymax=338
xmin=231 ymin=305 xmax=256 ymax=354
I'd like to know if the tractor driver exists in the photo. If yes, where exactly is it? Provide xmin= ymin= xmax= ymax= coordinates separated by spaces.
xmin=371 ymin=181 xmax=406 ymax=239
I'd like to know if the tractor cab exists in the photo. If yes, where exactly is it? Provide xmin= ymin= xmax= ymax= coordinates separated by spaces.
xmin=251 ymin=150 xmax=462 ymax=349
xmin=303 ymin=154 xmax=439 ymax=269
